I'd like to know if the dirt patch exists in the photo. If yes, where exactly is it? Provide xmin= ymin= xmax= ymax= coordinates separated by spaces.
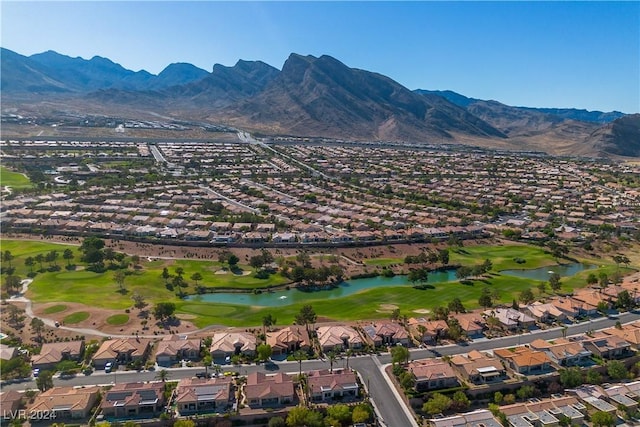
xmin=377 ymin=304 xmax=399 ymax=313
xmin=413 ymin=309 xmax=431 ymax=314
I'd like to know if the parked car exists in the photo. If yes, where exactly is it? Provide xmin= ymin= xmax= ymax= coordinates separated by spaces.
xmin=104 ymin=362 xmax=113 ymax=373
xmin=32 ymin=368 xmax=40 ymax=378
xmin=195 ymin=372 xmax=211 ymax=379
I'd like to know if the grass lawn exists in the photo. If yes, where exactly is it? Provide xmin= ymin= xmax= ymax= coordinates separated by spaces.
xmin=450 ymin=244 xmax=556 ymax=270
xmin=0 ymin=166 xmax=32 ymax=189
xmin=106 ymin=314 xmax=129 ymax=325
xmin=43 ymin=304 xmax=68 ymax=314
xmin=63 ymin=311 xmax=90 ymax=324
xmin=364 ymin=258 xmax=403 ymax=267
xmin=2 ymin=238 xmax=637 ymax=328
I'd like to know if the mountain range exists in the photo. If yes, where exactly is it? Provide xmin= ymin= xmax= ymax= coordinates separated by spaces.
xmin=1 ymin=48 xmax=638 ymax=157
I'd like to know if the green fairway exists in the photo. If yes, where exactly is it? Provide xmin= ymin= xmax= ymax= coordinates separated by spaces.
xmin=449 ymin=244 xmax=556 ymax=270
xmin=0 ymin=166 xmax=31 ymax=189
xmin=106 ymin=314 xmax=129 ymax=325
xmin=43 ymin=304 xmax=68 ymax=314
xmin=63 ymin=311 xmax=90 ymax=324
xmin=364 ymin=258 xmax=403 ymax=267
xmin=2 ymin=238 xmax=635 ymax=328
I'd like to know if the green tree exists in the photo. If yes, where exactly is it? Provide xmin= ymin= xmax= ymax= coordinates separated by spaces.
xmin=326 ymin=403 xmax=352 ymax=426
xmin=114 ymin=270 xmax=126 ymax=292
xmin=408 ymin=267 xmax=429 ymax=285
xmin=591 ymin=411 xmax=615 ymax=427
xmin=559 ymin=367 xmax=583 ymax=388
xmin=155 ymin=369 xmax=169 ymax=382
xmin=447 ymin=317 xmax=464 ymax=342
xmin=352 ymin=403 xmax=373 ymax=424
xmin=131 ymin=293 xmax=147 ymax=310
xmin=616 ymin=290 xmax=634 ymax=311
xmin=286 ymin=406 xmax=322 ymax=427
xmin=587 ymin=273 xmax=598 ymax=285
xmin=249 ymin=254 xmax=265 ymax=270
xmin=423 ymin=392 xmax=452 ymax=415
xmin=262 ymin=313 xmax=276 ymax=336
xmin=63 ymin=248 xmax=74 ymax=267
xmin=36 ymin=370 xmax=54 ymax=391
xmin=24 ymin=256 xmax=35 ymax=274
xmin=607 ymin=360 xmax=628 ymax=380
xmin=537 ymin=281 xmax=547 ymax=295
xmin=519 ymin=288 xmax=535 ymax=305
xmin=327 ymin=350 xmax=338 ymax=373
xmin=190 ymin=272 xmax=203 ymax=286
xmin=451 ymin=391 xmax=471 ymax=411
xmin=438 ymin=249 xmax=450 ymax=265
xmin=549 ymin=273 xmax=562 ymax=292
xmin=35 ymin=253 xmax=45 ymax=271
xmin=268 ymin=417 xmax=286 ymax=427
xmin=448 ymin=297 xmax=466 ymax=314
xmin=516 ymin=385 xmax=535 ymax=400
xmin=295 ymin=304 xmax=317 ymax=334
xmin=391 ymin=345 xmax=410 ymax=365
xmin=293 ymin=349 xmax=306 ymax=378
xmin=494 ymin=391 xmax=504 ymax=404
xmin=479 ymin=287 xmax=493 ymax=308
xmin=585 ymin=368 xmax=602 ymax=384
xmin=1 ymin=250 xmax=14 ymax=268
xmin=599 ymin=272 xmax=609 ymax=288
xmin=432 ymin=306 xmax=450 ymax=321
xmin=228 ymin=254 xmax=240 ymax=267
xmin=153 ymin=302 xmax=176 ymax=321
xmin=161 ymin=267 xmax=171 ymax=284
xmin=31 ymin=317 xmax=45 ymax=342
xmin=257 ymin=344 xmax=272 ymax=362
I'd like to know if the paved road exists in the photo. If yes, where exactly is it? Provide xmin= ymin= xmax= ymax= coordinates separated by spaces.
xmin=5 ymin=311 xmax=639 ymax=427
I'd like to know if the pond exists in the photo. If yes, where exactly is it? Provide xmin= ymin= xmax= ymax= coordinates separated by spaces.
xmin=501 ymin=262 xmax=595 ymax=281
xmin=185 ymin=268 xmax=459 ymax=307
xmin=185 ymin=262 xmax=594 ymax=307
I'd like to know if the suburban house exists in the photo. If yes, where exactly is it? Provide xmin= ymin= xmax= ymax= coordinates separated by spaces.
xmin=0 ymin=344 xmax=19 ymax=361
xmin=572 ymin=289 xmax=612 ymax=311
xmin=307 ymin=369 xmax=360 ymax=402
xmin=454 ymin=312 xmax=486 ymax=339
xmin=93 ymin=338 xmax=151 ymax=369
xmin=450 ymin=350 xmax=507 ymax=385
xmin=550 ymin=298 xmax=581 ymax=319
xmin=363 ymin=322 xmax=410 ymax=347
xmin=501 ymin=401 xmax=565 ymax=427
xmin=101 ymin=382 xmax=166 ymax=418
xmin=266 ymin=326 xmax=311 ymax=356
xmin=431 ymin=409 xmax=502 ymax=427
xmin=31 ymin=340 xmax=85 ymax=370
xmin=174 ymin=377 xmax=233 ymax=415
xmin=408 ymin=318 xmax=448 ymax=344
xmin=484 ymin=308 xmax=536 ymax=331
xmin=316 ymin=325 xmax=365 ymax=353
xmin=579 ymin=333 xmax=633 ymax=359
xmin=529 ymin=338 xmax=592 ymax=367
xmin=155 ymin=335 xmax=201 ymax=366
xmin=522 ymin=302 xmax=567 ymax=323
xmin=494 ymin=347 xmax=552 ymax=376
xmin=0 ymin=390 xmax=23 ymax=420
xmin=210 ymin=332 xmax=256 ymax=360
xmin=407 ymin=359 xmax=458 ymax=392
xmin=603 ymin=323 xmax=640 ymax=350
xmin=243 ymin=372 xmax=295 ymax=408
xmin=29 ymin=386 xmax=100 ymax=420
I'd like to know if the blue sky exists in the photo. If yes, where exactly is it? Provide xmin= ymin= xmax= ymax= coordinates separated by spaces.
xmin=2 ymin=1 xmax=638 ymax=113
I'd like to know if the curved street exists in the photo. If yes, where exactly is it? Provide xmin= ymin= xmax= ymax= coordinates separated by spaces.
xmin=3 ymin=309 xmax=640 ymax=427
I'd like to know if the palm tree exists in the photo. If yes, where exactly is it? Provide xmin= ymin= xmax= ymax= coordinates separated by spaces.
xmin=63 ymin=249 xmax=74 ymax=267
xmin=262 ymin=313 xmax=276 ymax=337
xmin=35 ymin=253 xmax=44 ymax=271
xmin=345 ymin=349 xmax=353 ymax=370
xmin=293 ymin=350 xmax=306 ymax=378
xmin=155 ymin=369 xmax=169 ymax=382
xmin=327 ymin=350 xmax=337 ymax=373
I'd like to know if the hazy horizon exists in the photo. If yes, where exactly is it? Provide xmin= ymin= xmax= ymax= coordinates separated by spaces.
xmin=2 ymin=1 xmax=638 ymax=113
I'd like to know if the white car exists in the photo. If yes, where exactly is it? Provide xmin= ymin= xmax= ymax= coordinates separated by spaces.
xmin=32 ymin=368 xmax=40 ymax=377
xmin=104 ymin=362 xmax=113 ymax=373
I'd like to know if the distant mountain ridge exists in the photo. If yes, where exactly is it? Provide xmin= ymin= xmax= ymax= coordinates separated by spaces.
xmin=1 ymin=48 xmax=209 ymax=93
xmin=417 ymin=89 xmax=625 ymax=124
xmin=1 ymin=47 xmax=636 ymax=157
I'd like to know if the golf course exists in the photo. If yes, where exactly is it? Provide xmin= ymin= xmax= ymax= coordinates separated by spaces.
xmin=0 ymin=239 xmax=635 ymax=328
